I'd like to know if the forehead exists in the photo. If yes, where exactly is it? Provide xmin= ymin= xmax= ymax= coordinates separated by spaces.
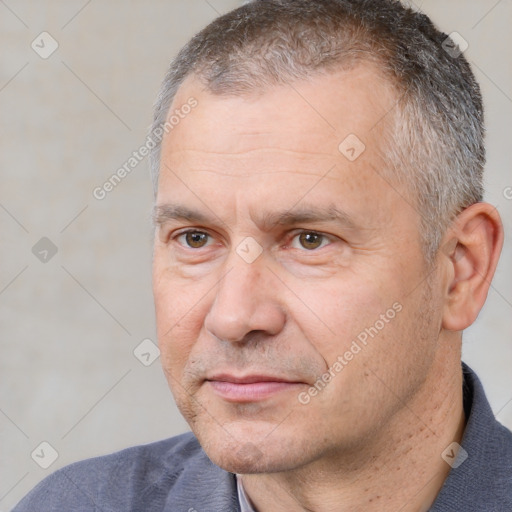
xmin=156 ymin=65 xmax=411 ymax=232
xmin=163 ymin=63 xmax=397 ymax=166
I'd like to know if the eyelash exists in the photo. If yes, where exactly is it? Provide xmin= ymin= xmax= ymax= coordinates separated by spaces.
xmin=173 ymin=229 xmax=334 ymax=251
xmin=175 ymin=230 xmax=216 ymax=249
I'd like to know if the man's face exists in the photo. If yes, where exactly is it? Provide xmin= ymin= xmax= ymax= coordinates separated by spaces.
xmin=152 ymin=66 xmax=443 ymax=473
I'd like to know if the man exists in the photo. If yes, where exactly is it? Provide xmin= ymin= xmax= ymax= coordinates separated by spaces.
xmin=14 ymin=0 xmax=511 ymax=510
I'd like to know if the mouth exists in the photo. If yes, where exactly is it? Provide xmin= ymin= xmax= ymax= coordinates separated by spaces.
xmin=205 ymin=374 xmax=306 ymax=402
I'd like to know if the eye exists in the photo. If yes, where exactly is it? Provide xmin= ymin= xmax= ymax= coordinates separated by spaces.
xmin=176 ymin=230 xmax=211 ymax=249
xmin=291 ymin=231 xmax=330 ymax=250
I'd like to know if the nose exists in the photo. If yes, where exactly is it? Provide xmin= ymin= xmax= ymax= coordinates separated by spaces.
xmin=204 ymin=255 xmax=286 ymax=344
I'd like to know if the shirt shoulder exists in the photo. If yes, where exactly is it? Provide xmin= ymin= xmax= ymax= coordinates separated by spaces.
xmin=12 ymin=432 xmax=239 ymax=512
xmin=431 ymin=364 xmax=512 ymax=511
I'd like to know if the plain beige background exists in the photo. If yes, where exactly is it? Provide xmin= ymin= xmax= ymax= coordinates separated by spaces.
xmin=1 ymin=0 xmax=511 ymax=509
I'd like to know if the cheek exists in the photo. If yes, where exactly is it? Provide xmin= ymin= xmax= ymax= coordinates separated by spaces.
xmin=294 ymin=277 xmax=390 ymax=358
xmin=153 ymin=247 xmax=212 ymax=327
xmin=153 ymin=267 xmax=212 ymax=375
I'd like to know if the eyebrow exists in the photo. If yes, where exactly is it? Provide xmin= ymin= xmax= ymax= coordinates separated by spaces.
xmin=153 ymin=204 xmax=210 ymax=226
xmin=153 ymin=202 xmax=359 ymax=231
xmin=259 ymin=204 xmax=358 ymax=231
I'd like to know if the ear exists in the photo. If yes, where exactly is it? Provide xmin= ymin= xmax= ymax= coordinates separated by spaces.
xmin=440 ymin=202 xmax=503 ymax=331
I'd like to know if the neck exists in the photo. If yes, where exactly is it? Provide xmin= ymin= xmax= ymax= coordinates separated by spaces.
xmin=240 ymin=349 xmax=465 ymax=512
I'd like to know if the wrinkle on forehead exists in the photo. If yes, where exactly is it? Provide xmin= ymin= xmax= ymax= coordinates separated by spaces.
xmin=168 ymin=147 xmax=337 ymax=158
xmin=163 ymin=65 xmax=396 ymax=155
xmin=181 ymin=168 xmax=340 ymax=179
xmin=163 ymin=141 xmax=342 ymax=181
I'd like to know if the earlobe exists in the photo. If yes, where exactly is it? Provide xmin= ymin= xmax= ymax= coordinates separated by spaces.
xmin=441 ymin=203 xmax=503 ymax=332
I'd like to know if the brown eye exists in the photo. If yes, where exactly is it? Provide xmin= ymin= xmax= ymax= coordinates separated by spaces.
xmin=298 ymin=232 xmax=325 ymax=250
xmin=184 ymin=231 xmax=209 ymax=248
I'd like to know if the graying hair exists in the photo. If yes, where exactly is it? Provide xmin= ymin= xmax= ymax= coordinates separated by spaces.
xmin=149 ymin=0 xmax=484 ymax=261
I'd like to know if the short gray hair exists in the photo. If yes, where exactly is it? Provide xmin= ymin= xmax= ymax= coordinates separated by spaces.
xmin=150 ymin=0 xmax=484 ymax=260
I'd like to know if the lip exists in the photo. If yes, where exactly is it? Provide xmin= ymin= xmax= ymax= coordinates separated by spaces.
xmin=206 ymin=374 xmax=305 ymax=402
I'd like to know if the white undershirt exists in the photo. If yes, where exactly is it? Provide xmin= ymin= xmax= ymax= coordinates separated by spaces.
xmin=236 ymin=474 xmax=257 ymax=512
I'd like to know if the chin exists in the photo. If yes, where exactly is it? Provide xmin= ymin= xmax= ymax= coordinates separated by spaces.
xmin=196 ymin=423 xmax=311 ymax=474
xmin=207 ymin=444 xmax=294 ymax=474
